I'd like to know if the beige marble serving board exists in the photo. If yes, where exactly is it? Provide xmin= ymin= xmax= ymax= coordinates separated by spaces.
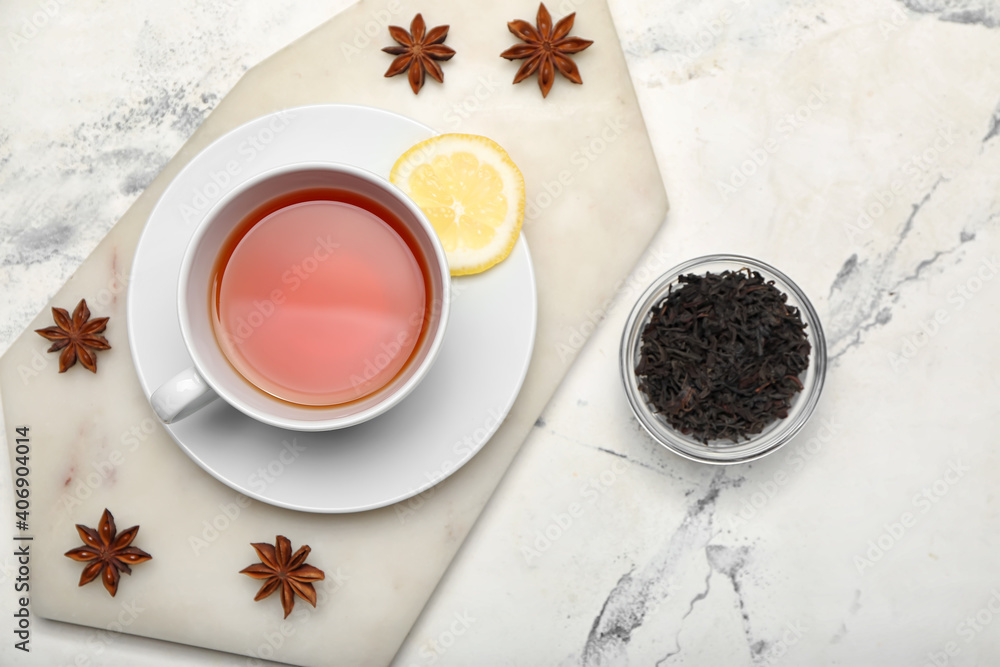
xmin=0 ymin=0 xmax=666 ymax=664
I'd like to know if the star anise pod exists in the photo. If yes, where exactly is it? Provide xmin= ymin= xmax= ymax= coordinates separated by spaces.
xmin=35 ymin=298 xmax=110 ymax=373
xmin=383 ymin=13 xmax=456 ymax=94
xmin=240 ymin=535 xmax=325 ymax=618
xmin=500 ymin=3 xmax=594 ymax=98
xmin=64 ymin=509 xmax=152 ymax=597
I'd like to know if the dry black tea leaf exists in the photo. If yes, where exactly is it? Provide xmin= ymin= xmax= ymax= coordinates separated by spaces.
xmin=635 ymin=269 xmax=810 ymax=443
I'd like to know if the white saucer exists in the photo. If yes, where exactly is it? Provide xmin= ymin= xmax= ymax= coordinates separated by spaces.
xmin=127 ymin=105 xmax=536 ymax=513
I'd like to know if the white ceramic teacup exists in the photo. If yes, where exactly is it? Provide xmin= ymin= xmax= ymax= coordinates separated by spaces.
xmin=149 ymin=162 xmax=450 ymax=431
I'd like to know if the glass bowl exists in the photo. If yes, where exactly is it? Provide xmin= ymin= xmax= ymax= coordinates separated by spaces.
xmin=620 ymin=254 xmax=827 ymax=464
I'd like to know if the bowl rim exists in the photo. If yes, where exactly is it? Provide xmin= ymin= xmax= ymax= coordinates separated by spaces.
xmin=619 ymin=253 xmax=827 ymax=464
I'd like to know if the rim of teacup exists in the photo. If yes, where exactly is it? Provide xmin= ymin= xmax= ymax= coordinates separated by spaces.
xmin=177 ymin=160 xmax=451 ymax=431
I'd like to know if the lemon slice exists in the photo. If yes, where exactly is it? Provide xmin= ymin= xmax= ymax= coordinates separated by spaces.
xmin=391 ymin=133 xmax=525 ymax=276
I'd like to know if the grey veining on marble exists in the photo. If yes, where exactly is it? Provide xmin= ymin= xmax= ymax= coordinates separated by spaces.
xmin=899 ymin=0 xmax=1000 ymax=28
xmin=392 ymin=0 xmax=1000 ymax=665
xmin=0 ymin=0 xmax=353 ymax=357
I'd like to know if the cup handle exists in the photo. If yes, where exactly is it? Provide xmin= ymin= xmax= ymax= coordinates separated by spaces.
xmin=150 ymin=367 xmax=219 ymax=423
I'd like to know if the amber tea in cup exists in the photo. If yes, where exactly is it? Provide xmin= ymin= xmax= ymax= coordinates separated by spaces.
xmin=209 ymin=186 xmax=434 ymax=406
xmin=151 ymin=162 xmax=449 ymax=431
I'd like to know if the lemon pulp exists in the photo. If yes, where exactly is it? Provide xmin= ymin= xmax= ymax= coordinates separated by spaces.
xmin=391 ymin=134 xmax=525 ymax=276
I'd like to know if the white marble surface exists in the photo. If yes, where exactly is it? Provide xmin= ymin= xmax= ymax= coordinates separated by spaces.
xmin=3 ymin=0 xmax=1000 ymax=665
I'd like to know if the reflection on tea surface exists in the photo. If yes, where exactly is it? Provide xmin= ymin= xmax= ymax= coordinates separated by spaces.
xmin=211 ymin=188 xmax=431 ymax=406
